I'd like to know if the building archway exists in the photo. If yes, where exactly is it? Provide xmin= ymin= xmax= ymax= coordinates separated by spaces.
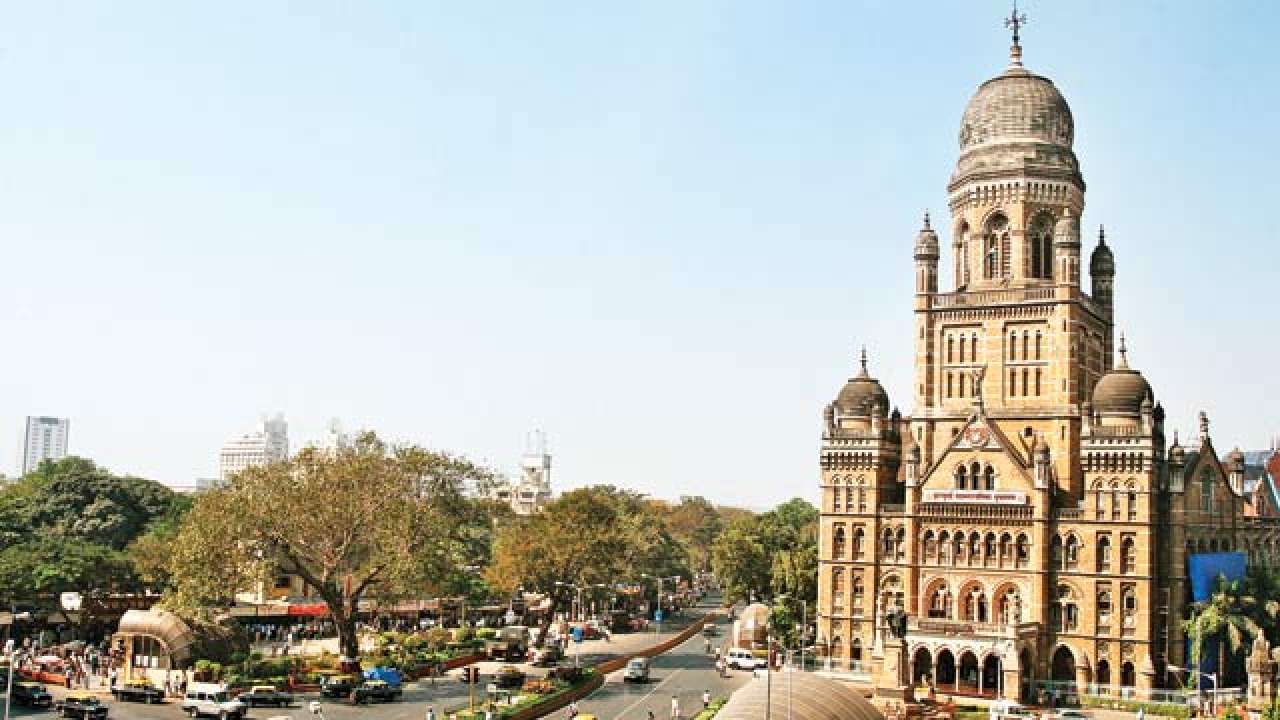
xmin=959 ymin=651 xmax=980 ymax=691
xmin=983 ymin=655 xmax=1002 ymax=696
xmin=1019 ymin=648 xmax=1035 ymax=703
xmin=1097 ymin=659 xmax=1111 ymax=690
xmin=913 ymin=646 xmax=934 ymax=684
xmin=1121 ymin=661 xmax=1135 ymax=689
xmin=1051 ymin=645 xmax=1076 ymax=685
xmin=936 ymin=648 xmax=957 ymax=687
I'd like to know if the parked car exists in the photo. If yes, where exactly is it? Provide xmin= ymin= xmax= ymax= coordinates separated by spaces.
xmin=726 ymin=648 xmax=764 ymax=671
xmin=181 ymin=682 xmax=248 ymax=719
xmin=1042 ymin=711 xmax=1090 ymax=720
xmin=238 ymin=684 xmax=294 ymax=707
xmin=495 ymin=665 xmax=527 ymax=689
xmin=990 ymin=701 xmax=1035 ymax=720
xmin=351 ymin=679 xmax=403 ymax=704
xmin=112 ymin=678 xmax=165 ymax=704
xmin=11 ymin=680 xmax=54 ymax=708
xmin=55 ymin=691 xmax=109 ymax=719
xmin=702 ymin=623 xmax=718 ymax=636
xmin=320 ymin=674 xmax=360 ymax=698
xmin=623 ymin=657 xmax=651 ymax=683
xmin=532 ymin=645 xmax=562 ymax=667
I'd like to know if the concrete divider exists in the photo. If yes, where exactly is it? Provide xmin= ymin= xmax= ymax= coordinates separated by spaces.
xmin=506 ymin=672 xmax=605 ymax=720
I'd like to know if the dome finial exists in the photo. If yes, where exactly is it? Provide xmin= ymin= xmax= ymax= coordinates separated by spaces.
xmin=1099 ymin=224 xmax=1107 ymax=245
xmin=857 ymin=345 xmax=869 ymax=378
xmin=923 ymin=209 xmax=931 ymax=230
xmin=1117 ymin=333 xmax=1128 ymax=369
xmin=1004 ymin=1 xmax=1028 ymax=67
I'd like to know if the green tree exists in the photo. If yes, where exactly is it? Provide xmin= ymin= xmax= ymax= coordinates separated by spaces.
xmin=664 ymin=496 xmax=724 ymax=572
xmin=0 ymin=537 xmax=135 ymax=607
xmin=166 ymin=432 xmax=486 ymax=660
xmin=1184 ymin=576 xmax=1263 ymax=687
xmin=711 ymin=517 xmax=771 ymax=604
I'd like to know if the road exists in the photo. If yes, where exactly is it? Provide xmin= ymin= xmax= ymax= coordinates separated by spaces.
xmin=570 ymin=611 xmax=751 ymax=720
xmin=18 ymin=603 xmax=717 ymax=720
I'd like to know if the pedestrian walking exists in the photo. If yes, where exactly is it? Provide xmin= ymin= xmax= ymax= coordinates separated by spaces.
xmin=567 ymin=701 xmax=579 ymax=719
xmin=702 ymin=690 xmax=710 ymax=710
xmin=426 ymin=706 xmax=436 ymax=720
xmin=671 ymin=695 xmax=681 ymax=720
xmin=647 ymin=711 xmax=655 ymax=720
xmin=1137 ymin=709 xmax=1145 ymax=720
xmin=485 ymin=705 xmax=494 ymax=720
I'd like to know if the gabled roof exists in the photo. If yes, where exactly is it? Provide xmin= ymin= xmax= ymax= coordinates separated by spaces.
xmin=923 ymin=409 xmax=1033 ymax=485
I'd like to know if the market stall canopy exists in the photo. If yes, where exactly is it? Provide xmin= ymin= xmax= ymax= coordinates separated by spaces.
xmin=117 ymin=609 xmax=197 ymax=667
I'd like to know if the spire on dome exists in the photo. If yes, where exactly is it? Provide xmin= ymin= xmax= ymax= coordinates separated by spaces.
xmin=1117 ymin=333 xmax=1129 ymax=369
xmin=1099 ymin=224 xmax=1107 ymax=245
xmin=923 ymin=210 xmax=932 ymax=230
xmin=1004 ymin=1 xmax=1028 ymax=67
xmin=857 ymin=345 xmax=869 ymax=378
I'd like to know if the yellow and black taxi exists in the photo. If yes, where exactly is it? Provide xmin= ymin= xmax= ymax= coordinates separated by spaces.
xmin=55 ymin=690 xmax=109 ymax=719
xmin=111 ymin=678 xmax=166 ymax=704
xmin=350 ymin=678 xmax=402 ymax=704
xmin=11 ymin=680 xmax=54 ymax=708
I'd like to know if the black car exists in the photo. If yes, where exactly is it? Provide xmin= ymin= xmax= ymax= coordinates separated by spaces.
xmin=111 ymin=679 xmax=166 ymax=704
xmin=11 ymin=681 xmax=54 ymax=708
xmin=350 ymin=679 xmax=402 ymax=704
xmin=494 ymin=665 xmax=526 ymax=689
xmin=55 ymin=692 xmax=109 ymax=719
xmin=238 ymin=684 xmax=294 ymax=707
xmin=320 ymin=674 xmax=359 ymax=698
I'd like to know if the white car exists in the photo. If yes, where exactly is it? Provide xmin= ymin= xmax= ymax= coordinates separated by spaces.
xmin=989 ymin=701 xmax=1035 ymax=720
xmin=623 ymin=657 xmax=651 ymax=682
xmin=181 ymin=682 xmax=248 ymax=719
xmin=726 ymin=648 xmax=765 ymax=670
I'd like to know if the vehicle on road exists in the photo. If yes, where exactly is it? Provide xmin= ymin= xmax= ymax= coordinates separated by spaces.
xmin=623 ymin=657 xmax=651 ymax=683
xmin=12 ymin=680 xmax=54 ymax=708
xmin=495 ymin=665 xmax=527 ymax=689
xmin=320 ymin=674 xmax=360 ymax=698
xmin=112 ymin=678 xmax=166 ymax=704
xmin=351 ymin=679 xmax=403 ymax=704
xmin=181 ymin=682 xmax=248 ymax=719
xmin=55 ymin=691 xmax=109 ymax=719
xmin=532 ymin=645 xmax=562 ymax=667
xmin=238 ymin=684 xmax=294 ymax=707
xmin=726 ymin=648 xmax=764 ymax=671
xmin=702 ymin=623 xmax=718 ymax=636
xmin=1042 ymin=711 xmax=1090 ymax=720
xmin=486 ymin=625 xmax=530 ymax=661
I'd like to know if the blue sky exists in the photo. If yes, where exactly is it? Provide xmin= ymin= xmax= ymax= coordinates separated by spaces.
xmin=0 ymin=2 xmax=1275 ymax=507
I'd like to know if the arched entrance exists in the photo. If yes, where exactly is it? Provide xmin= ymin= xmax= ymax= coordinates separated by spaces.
xmin=1097 ymin=659 xmax=1111 ymax=691
xmin=959 ymin=651 xmax=980 ymax=692
xmin=983 ymin=655 xmax=1002 ymax=696
xmin=937 ymin=648 xmax=957 ymax=687
xmin=1019 ymin=648 xmax=1035 ymax=703
xmin=1121 ymin=661 xmax=1135 ymax=689
xmin=913 ymin=647 xmax=934 ymax=684
xmin=1051 ymin=645 xmax=1076 ymax=693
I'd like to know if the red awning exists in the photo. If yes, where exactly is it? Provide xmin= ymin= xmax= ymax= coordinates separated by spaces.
xmin=287 ymin=603 xmax=330 ymax=617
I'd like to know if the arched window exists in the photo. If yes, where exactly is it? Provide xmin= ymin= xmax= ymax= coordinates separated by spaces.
xmin=1121 ymin=537 xmax=1136 ymax=574
xmin=998 ymin=586 xmax=1022 ymax=625
xmin=1127 ymin=485 xmax=1138 ymax=520
xmin=1098 ymin=590 xmax=1113 ymax=626
xmin=953 ymin=532 xmax=965 ymax=566
xmin=882 ymin=528 xmax=895 ymax=557
xmin=1009 ymin=368 xmax=1017 ymax=396
xmin=923 ymin=531 xmax=937 ymax=563
xmin=928 ymin=584 xmax=952 ymax=619
xmin=852 ymin=528 xmax=865 ymax=558
xmin=1028 ymin=215 xmax=1054 ymax=280
xmin=1009 ymin=332 xmax=1017 ymax=361
xmin=984 ymin=533 xmax=997 ymax=566
xmin=946 ymin=373 xmax=953 ymax=398
xmin=969 ymin=533 xmax=981 ymax=566
xmin=1016 ymin=533 xmax=1030 ymax=568
xmin=852 ymin=576 xmax=864 ymax=609
xmin=1065 ymin=534 xmax=1081 ymax=569
xmin=895 ymin=528 xmax=906 ymax=562
xmin=955 ymin=466 xmax=968 ymax=490
xmin=962 ymin=586 xmax=988 ymax=622
xmin=1111 ymin=483 xmax=1120 ymax=520
xmin=1021 ymin=369 xmax=1029 ymax=398
xmin=970 ymin=333 xmax=978 ymax=362
xmin=1052 ymin=585 xmax=1079 ymax=632
xmin=984 ymin=465 xmax=996 ymax=490
xmin=984 ymin=214 xmax=1009 ymax=279
xmin=939 ymin=531 xmax=952 ymax=564
xmin=1097 ymin=535 xmax=1112 ymax=572
xmin=960 ymin=373 xmax=967 ymax=397
xmin=833 ymin=526 xmax=847 ymax=559
xmin=971 ymin=462 xmax=982 ymax=484
xmin=858 ymin=484 xmax=867 ymax=513
xmin=999 ymin=533 xmax=1013 ymax=567
xmin=1094 ymin=483 xmax=1104 ymax=518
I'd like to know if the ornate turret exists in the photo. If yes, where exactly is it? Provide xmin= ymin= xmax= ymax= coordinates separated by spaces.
xmin=914 ymin=211 xmax=940 ymax=294
xmin=1228 ymin=447 xmax=1247 ymax=494
xmin=1091 ymin=225 xmax=1115 ymax=318
xmin=1169 ymin=431 xmax=1186 ymax=493
xmin=1054 ymin=206 xmax=1081 ymax=286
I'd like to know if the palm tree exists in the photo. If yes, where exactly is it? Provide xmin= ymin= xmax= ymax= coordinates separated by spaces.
xmin=1183 ymin=575 xmax=1268 ymax=688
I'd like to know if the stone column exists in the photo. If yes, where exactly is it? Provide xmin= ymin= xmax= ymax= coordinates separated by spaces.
xmin=876 ymin=636 xmax=915 ymax=703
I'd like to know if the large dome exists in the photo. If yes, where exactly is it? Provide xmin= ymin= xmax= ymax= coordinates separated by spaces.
xmin=835 ymin=354 xmax=890 ymax=418
xmin=1092 ymin=344 xmax=1152 ymax=416
xmin=951 ymin=62 xmax=1082 ymax=189
xmin=959 ymin=67 xmax=1074 ymax=151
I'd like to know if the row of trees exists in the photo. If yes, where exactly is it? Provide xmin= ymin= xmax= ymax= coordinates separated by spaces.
xmin=0 ymin=457 xmax=190 ymax=608
xmin=710 ymin=497 xmax=818 ymax=647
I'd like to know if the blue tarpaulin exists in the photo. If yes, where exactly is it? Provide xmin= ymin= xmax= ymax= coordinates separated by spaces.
xmin=363 ymin=667 xmax=403 ymax=686
xmin=1187 ymin=552 xmax=1246 ymax=601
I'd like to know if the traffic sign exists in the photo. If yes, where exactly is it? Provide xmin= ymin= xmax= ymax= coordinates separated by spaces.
xmin=655 ymin=610 xmax=664 ymax=623
xmin=572 ymin=626 xmax=583 ymax=643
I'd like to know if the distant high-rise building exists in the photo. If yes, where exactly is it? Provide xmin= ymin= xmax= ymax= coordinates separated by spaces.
xmin=22 ymin=416 xmax=69 ymax=475
xmin=218 ymin=413 xmax=289 ymax=483
xmin=486 ymin=430 xmax=553 ymax=515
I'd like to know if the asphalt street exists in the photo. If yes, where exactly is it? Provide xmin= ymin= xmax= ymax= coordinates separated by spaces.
xmin=570 ymin=612 xmax=751 ymax=720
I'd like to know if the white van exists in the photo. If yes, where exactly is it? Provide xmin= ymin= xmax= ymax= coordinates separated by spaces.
xmin=989 ymin=700 xmax=1034 ymax=720
xmin=181 ymin=682 xmax=247 ymax=719
xmin=623 ymin=657 xmax=651 ymax=683
xmin=726 ymin=648 xmax=764 ymax=670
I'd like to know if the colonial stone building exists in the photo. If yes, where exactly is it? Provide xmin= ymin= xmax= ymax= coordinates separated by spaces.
xmin=814 ymin=21 xmax=1277 ymax=702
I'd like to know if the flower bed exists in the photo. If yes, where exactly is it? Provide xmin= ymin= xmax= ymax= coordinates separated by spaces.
xmin=450 ymin=669 xmax=600 ymax=720
xmin=692 ymin=697 xmax=727 ymax=720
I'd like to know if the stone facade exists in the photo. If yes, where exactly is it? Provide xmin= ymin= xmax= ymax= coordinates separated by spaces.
xmin=815 ymin=33 xmax=1278 ymax=702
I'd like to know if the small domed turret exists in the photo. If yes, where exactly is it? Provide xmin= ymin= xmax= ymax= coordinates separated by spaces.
xmin=1169 ymin=432 xmax=1186 ymax=465
xmin=1227 ymin=447 xmax=1246 ymax=470
xmin=1091 ymin=335 xmax=1152 ymax=420
xmin=834 ymin=348 xmax=891 ymax=419
xmin=1090 ymin=225 xmax=1115 ymax=277
xmin=914 ymin=211 xmax=940 ymax=259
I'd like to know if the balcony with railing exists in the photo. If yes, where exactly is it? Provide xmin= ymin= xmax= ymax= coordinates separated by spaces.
xmin=929 ymin=286 xmax=1057 ymax=309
